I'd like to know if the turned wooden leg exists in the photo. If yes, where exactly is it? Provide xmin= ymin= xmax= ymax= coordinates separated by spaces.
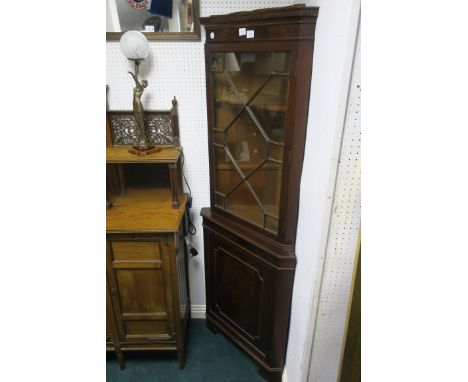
xmin=168 ymin=163 xmax=180 ymax=208
xmin=117 ymin=163 xmax=126 ymax=196
xmin=116 ymin=348 xmax=125 ymax=370
xmin=106 ymin=179 xmax=112 ymax=209
xmin=177 ymin=351 xmax=185 ymax=369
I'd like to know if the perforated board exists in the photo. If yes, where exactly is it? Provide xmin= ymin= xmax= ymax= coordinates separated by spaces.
xmin=308 ymin=22 xmax=361 ymax=382
xmin=106 ymin=0 xmax=296 ymax=305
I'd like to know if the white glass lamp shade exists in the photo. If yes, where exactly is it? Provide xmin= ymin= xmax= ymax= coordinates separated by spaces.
xmin=120 ymin=31 xmax=149 ymax=60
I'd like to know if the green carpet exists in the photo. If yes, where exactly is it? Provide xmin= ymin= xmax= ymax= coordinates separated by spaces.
xmin=107 ymin=319 xmax=264 ymax=381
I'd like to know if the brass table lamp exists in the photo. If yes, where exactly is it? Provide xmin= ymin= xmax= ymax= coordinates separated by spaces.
xmin=120 ymin=31 xmax=160 ymax=156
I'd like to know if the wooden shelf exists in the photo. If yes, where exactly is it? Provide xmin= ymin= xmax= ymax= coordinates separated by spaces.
xmin=106 ymin=188 xmax=187 ymax=233
xmin=215 ymin=98 xmax=287 ymax=113
xmin=217 ymin=163 xmax=281 ymax=170
xmin=228 ymin=204 xmax=279 ymax=221
xmin=106 ymin=147 xmax=180 ymax=164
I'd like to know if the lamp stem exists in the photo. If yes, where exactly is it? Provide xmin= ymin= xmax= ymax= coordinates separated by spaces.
xmin=134 ymin=60 xmax=140 ymax=82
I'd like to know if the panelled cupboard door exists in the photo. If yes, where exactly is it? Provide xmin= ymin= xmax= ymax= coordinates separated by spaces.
xmin=106 ymin=236 xmax=176 ymax=344
xmin=205 ymin=230 xmax=275 ymax=360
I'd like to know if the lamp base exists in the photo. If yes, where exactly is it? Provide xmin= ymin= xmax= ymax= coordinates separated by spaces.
xmin=128 ymin=145 xmax=161 ymax=157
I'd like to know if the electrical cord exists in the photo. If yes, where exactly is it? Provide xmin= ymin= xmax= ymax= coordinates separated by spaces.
xmin=176 ymin=148 xmax=196 ymax=236
xmin=177 ymin=149 xmax=192 ymax=198
xmin=158 ymin=146 xmax=197 ymax=237
xmin=151 ymin=146 xmax=198 ymax=257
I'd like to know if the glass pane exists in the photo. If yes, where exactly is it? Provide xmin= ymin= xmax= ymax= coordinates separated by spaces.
xmin=214 ymin=146 xmax=243 ymax=195
xmin=226 ymin=110 xmax=268 ymax=176
xmin=228 ymin=52 xmax=273 ymax=102
xmin=269 ymin=144 xmax=284 ymax=162
xmin=215 ymin=194 xmax=225 ymax=209
xmin=213 ymin=130 xmax=225 ymax=145
xmin=226 ymin=182 xmax=264 ymax=228
xmin=210 ymin=53 xmax=224 ymax=72
xmin=272 ymin=52 xmax=290 ymax=74
xmin=250 ymin=76 xmax=289 ymax=143
xmin=213 ymin=73 xmax=244 ymax=131
xmin=265 ymin=216 xmax=279 ymax=234
xmin=248 ymin=160 xmax=282 ymax=219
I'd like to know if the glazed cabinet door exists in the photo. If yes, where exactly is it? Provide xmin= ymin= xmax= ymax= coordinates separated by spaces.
xmin=106 ymin=235 xmax=177 ymax=344
xmin=207 ymin=47 xmax=293 ymax=236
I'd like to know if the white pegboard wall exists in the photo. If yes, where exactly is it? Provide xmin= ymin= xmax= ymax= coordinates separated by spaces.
xmin=106 ymin=0 xmax=297 ymax=305
xmin=308 ymin=22 xmax=361 ymax=381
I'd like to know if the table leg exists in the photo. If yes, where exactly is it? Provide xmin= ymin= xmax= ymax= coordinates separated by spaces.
xmin=169 ymin=163 xmax=180 ymax=208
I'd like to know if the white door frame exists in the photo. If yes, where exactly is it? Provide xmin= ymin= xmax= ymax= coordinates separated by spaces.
xmin=299 ymin=3 xmax=361 ymax=382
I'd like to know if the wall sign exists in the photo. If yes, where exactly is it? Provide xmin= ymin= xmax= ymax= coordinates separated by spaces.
xmin=127 ymin=0 xmax=149 ymax=10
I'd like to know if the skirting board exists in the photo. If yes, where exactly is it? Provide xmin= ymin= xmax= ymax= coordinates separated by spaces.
xmin=191 ymin=304 xmax=206 ymax=319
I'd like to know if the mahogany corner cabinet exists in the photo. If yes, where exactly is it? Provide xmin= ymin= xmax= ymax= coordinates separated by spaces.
xmin=200 ymin=5 xmax=319 ymax=381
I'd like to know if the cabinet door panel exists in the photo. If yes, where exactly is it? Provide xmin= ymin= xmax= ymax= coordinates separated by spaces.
xmin=115 ymin=269 xmax=166 ymax=313
xmin=124 ymin=321 xmax=169 ymax=337
xmin=112 ymin=241 xmax=161 ymax=261
xmin=205 ymin=231 xmax=275 ymax=356
xmin=215 ymin=246 xmax=263 ymax=338
xmin=106 ymin=237 xmax=175 ymax=343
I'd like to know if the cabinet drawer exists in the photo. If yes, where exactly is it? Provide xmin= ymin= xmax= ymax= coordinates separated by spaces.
xmin=111 ymin=241 xmax=161 ymax=261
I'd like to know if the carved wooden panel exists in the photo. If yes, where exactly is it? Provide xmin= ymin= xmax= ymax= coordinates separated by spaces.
xmin=109 ymin=112 xmax=177 ymax=146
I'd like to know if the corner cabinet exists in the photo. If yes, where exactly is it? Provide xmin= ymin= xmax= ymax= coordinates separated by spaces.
xmin=201 ymin=5 xmax=318 ymax=381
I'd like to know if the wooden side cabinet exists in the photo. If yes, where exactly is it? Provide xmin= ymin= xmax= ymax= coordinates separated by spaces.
xmin=106 ymin=98 xmax=191 ymax=369
xmin=106 ymin=190 xmax=191 ymax=369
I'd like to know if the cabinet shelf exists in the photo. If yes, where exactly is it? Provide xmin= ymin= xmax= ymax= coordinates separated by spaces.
xmin=227 ymin=204 xmax=279 ymax=224
xmin=214 ymin=97 xmax=287 ymax=113
xmin=106 ymin=188 xmax=187 ymax=232
xmin=216 ymin=163 xmax=281 ymax=170
xmin=106 ymin=147 xmax=180 ymax=164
